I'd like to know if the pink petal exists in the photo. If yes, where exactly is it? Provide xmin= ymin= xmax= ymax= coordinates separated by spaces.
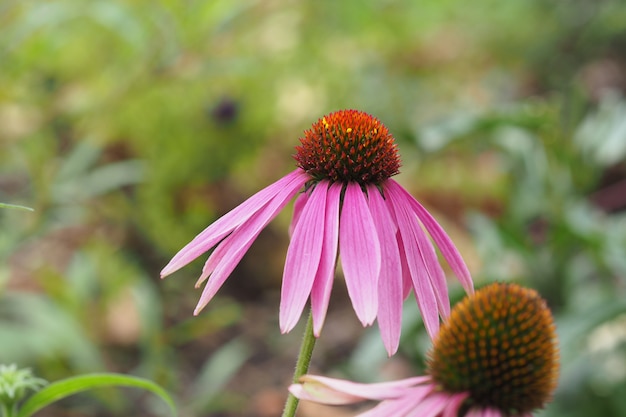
xmin=310 ymin=182 xmax=341 ymax=336
xmin=441 ymin=392 xmax=469 ymax=417
xmin=340 ymin=183 xmax=381 ymax=326
xmin=294 ymin=375 xmax=430 ymax=403
xmin=280 ymin=183 xmax=328 ymax=333
xmin=288 ymin=382 xmax=362 ymax=406
xmin=384 ymin=182 xmax=440 ymax=339
xmin=466 ymin=408 xmax=505 ymax=417
xmin=389 ymin=179 xmax=474 ymax=294
xmin=367 ymin=184 xmax=403 ymax=356
xmin=161 ymin=169 xmax=308 ymax=277
xmin=289 ymin=191 xmax=307 ymax=237
xmin=398 ymin=236 xmax=414 ymax=300
xmin=384 ymin=204 xmax=414 ymax=300
xmin=406 ymin=391 xmax=450 ymax=417
xmin=358 ymin=396 xmax=422 ymax=417
xmin=483 ymin=408 xmax=506 ymax=417
xmin=192 ymin=174 xmax=307 ymax=313
xmin=386 ymin=181 xmax=450 ymax=318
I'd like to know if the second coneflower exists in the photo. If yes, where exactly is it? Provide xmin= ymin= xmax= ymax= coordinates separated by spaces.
xmin=161 ymin=109 xmax=473 ymax=355
xmin=291 ymin=283 xmax=560 ymax=417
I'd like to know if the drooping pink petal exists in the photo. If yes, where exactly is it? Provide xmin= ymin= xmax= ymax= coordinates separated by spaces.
xmin=161 ymin=169 xmax=308 ymax=277
xmin=289 ymin=190 xmax=307 ymax=237
xmin=280 ymin=183 xmax=328 ymax=333
xmin=288 ymin=380 xmax=362 ymax=406
xmin=194 ymin=228 xmax=241 ymax=287
xmin=389 ymin=179 xmax=474 ymax=294
xmin=293 ymin=375 xmax=430 ymax=404
xmin=384 ymin=182 xmax=439 ymax=339
xmin=441 ymin=392 xmax=469 ymax=417
xmin=384 ymin=202 xmax=414 ymax=301
xmin=340 ymin=182 xmax=381 ymax=326
xmin=386 ymin=181 xmax=450 ymax=319
xmin=466 ymin=408 xmax=504 ymax=417
xmin=397 ymin=236 xmax=414 ymax=300
xmin=358 ymin=395 xmax=423 ymax=417
xmin=310 ymin=182 xmax=341 ymax=336
xmin=192 ymin=174 xmax=308 ymax=313
xmin=405 ymin=391 xmax=451 ymax=417
xmin=367 ymin=184 xmax=402 ymax=356
xmin=193 ymin=212 xmax=265 ymax=313
xmin=416 ymin=239 xmax=450 ymax=318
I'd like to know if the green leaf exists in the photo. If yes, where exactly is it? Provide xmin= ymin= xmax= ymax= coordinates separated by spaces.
xmin=16 ymin=373 xmax=176 ymax=417
xmin=0 ymin=203 xmax=34 ymax=212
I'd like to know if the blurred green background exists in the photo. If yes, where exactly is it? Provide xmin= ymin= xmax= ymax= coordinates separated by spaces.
xmin=2 ymin=0 xmax=626 ymax=416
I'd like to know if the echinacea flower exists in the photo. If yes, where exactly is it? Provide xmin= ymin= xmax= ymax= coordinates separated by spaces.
xmin=290 ymin=283 xmax=560 ymax=417
xmin=161 ymin=109 xmax=473 ymax=354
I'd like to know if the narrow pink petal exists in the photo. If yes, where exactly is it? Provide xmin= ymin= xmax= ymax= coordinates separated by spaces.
xmin=385 ymin=181 xmax=450 ymax=319
xmin=357 ymin=386 xmax=433 ymax=417
xmin=289 ymin=191 xmax=307 ymax=237
xmin=406 ymin=391 xmax=450 ymax=417
xmin=296 ymin=375 xmax=430 ymax=402
xmin=358 ymin=396 xmax=420 ymax=417
xmin=389 ymin=179 xmax=474 ymax=294
xmin=384 ymin=182 xmax=439 ymax=339
xmin=310 ymin=182 xmax=341 ymax=336
xmin=194 ymin=230 xmax=240 ymax=287
xmin=383 ymin=198 xmax=416 ymax=300
xmin=161 ymin=169 xmax=308 ymax=277
xmin=192 ymin=174 xmax=308 ymax=313
xmin=340 ymin=183 xmax=381 ymax=326
xmin=441 ymin=392 xmax=469 ymax=417
xmin=288 ymin=382 xmax=363 ymax=405
xmin=466 ymin=408 xmax=503 ymax=417
xmin=399 ymin=238 xmax=414 ymax=300
xmin=280 ymin=183 xmax=328 ymax=333
xmin=413 ymin=236 xmax=450 ymax=319
xmin=193 ymin=212 xmax=264 ymax=313
xmin=367 ymin=185 xmax=402 ymax=356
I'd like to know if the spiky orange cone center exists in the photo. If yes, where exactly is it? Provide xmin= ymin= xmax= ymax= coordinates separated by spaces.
xmin=294 ymin=109 xmax=401 ymax=185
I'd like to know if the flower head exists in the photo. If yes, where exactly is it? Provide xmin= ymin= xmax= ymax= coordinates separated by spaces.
xmin=161 ymin=109 xmax=473 ymax=355
xmin=0 ymin=364 xmax=47 ymax=406
xmin=294 ymin=109 xmax=400 ymax=184
xmin=290 ymin=283 xmax=560 ymax=417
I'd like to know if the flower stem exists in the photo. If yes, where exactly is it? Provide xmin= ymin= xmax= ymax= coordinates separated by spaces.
xmin=281 ymin=310 xmax=316 ymax=417
xmin=1 ymin=403 xmax=14 ymax=417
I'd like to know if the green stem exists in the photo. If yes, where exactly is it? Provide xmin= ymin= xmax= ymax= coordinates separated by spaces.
xmin=281 ymin=310 xmax=316 ymax=417
xmin=2 ymin=402 xmax=15 ymax=417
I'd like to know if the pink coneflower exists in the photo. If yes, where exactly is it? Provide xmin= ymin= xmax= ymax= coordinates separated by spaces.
xmin=290 ymin=283 xmax=560 ymax=417
xmin=161 ymin=109 xmax=473 ymax=354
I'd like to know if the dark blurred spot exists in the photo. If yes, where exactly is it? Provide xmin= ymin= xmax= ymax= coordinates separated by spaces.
xmin=527 ymin=216 xmax=550 ymax=245
xmin=41 ymin=74 xmax=59 ymax=93
xmin=209 ymin=97 xmax=239 ymax=125
xmin=590 ymin=162 xmax=626 ymax=213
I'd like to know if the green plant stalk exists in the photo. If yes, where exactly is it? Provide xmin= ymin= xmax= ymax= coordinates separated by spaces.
xmin=2 ymin=402 xmax=15 ymax=417
xmin=281 ymin=310 xmax=316 ymax=417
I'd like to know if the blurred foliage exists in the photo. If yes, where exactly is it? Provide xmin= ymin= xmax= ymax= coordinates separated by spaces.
xmin=1 ymin=0 xmax=626 ymax=416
